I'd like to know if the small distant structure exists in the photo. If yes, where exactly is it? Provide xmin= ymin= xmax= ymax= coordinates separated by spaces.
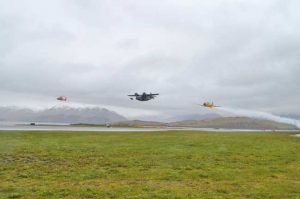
xmin=30 ymin=123 xmax=36 ymax=126
xmin=106 ymin=123 xmax=111 ymax=128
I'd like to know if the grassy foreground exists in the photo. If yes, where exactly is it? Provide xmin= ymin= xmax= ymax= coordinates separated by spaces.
xmin=0 ymin=130 xmax=299 ymax=199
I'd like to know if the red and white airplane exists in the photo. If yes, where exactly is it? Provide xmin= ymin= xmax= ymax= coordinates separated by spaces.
xmin=57 ymin=96 xmax=67 ymax=101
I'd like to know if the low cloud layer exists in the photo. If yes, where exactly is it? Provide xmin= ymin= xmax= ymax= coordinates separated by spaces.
xmin=0 ymin=0 xmax=299 ymax=119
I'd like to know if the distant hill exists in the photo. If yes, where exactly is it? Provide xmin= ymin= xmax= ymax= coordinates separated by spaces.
xmin=166 ymin=113 xmax=221 ymax=122
xmin=112 ymin=120 xmax=167 ymax=127
xmin=0 ymin=106 xmax=127 ymax=124
xmin=109 ymin=117 xmax=298 ymax=130
xmin=168 ymin=117 xmax=298 ymax=130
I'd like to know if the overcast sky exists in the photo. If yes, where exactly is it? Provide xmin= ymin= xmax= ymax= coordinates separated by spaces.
xmin=0 ymin=0 xmax=299 ymax=119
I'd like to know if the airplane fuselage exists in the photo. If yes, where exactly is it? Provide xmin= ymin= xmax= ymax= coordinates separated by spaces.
xmin=129 ymin=92 xmax=158 ymax=101
xmin=136 ymin=93 xmax=154 ymax=101
xmin=201 ymin=102 xmax=219 ymax=108
xmin=203 ymin=102 xmax=214 ymax=108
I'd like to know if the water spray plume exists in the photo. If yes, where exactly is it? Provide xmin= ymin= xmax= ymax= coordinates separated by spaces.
xmin=217 ymin=107 xmax=300 ymax=128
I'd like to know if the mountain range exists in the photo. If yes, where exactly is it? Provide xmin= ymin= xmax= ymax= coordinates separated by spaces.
xmin=168 ymin=117 xmax=298 ymax=130
xmin=110 ymin=117 xmax=298 ymax=130
xmin=0 ymin=106 xmax=298 ymax=130
xmin=0 ymin=106 xmax=126 ymax=124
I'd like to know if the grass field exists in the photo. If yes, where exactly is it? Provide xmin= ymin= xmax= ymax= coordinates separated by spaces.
xmin=0 ymin=130 xmax=299 ymax=199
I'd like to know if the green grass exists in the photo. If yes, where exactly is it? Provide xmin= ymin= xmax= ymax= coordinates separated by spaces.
xmin=0 ymin=130 xmax=299 ymax=199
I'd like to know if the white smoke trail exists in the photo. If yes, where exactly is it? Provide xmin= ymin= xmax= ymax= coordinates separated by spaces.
xmin=217 ymin=107 xmax=300 ymax=128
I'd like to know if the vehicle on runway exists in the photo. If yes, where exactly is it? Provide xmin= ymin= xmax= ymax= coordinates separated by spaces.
xmin=128 ymin=92 xmax=159 ymax=101
xmin=199 ymin=101 xmax=220 ymax=108
xmin=57 ymin=96 xmax=67 ymax=101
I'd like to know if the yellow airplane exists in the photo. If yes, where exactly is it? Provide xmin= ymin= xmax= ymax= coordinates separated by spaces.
xmin=199 ymin=101 xmax=220 ymax=108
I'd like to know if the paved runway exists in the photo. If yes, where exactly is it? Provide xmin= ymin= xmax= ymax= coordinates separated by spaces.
xmin=0 ymin=126 xmax=243 ymax=132
xmin=0 ymin=124 xmax=168 ymax=132
xmin=1 ymin=121 xmax=299 ymax=132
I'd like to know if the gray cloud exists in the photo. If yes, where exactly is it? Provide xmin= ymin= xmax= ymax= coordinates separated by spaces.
xmin=0 ymin=0 xmax=300 ymax=118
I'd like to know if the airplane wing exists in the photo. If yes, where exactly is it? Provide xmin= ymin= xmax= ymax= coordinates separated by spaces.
xmin=128 ymin=94 xmax=139 ymax=97
xmin=150 ymin=93 xmax=159 ymax=96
